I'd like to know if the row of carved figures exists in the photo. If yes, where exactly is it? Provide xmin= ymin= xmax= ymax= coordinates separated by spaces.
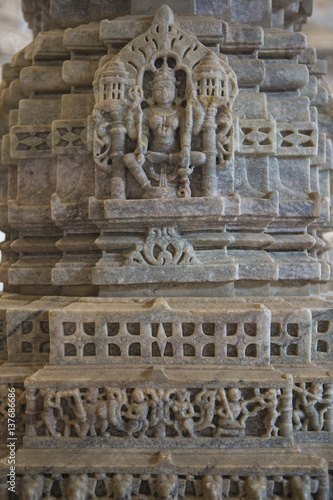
xmin=15 ymin=472 xmax=323 ymax=500
xmin=17 ymin=383 xmax=332 ymax=441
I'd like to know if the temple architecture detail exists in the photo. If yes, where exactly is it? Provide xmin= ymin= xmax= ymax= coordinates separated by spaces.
xmin=0 ymin=0 xmax=332 ymax=498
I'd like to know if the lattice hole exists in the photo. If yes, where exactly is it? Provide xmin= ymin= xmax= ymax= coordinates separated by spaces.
xmin=63 ymin=322 xmax=76 ymax=336
xmin=317 ymin=320 xmax=330 ymax=333
xmin=227 ymin=344 xmax=238 ymax=357
xmin=0 ymin=320 xmax=4 ymax=333
xmin=183 ymin=344 xmax=195 ymax=357
xmin=64 ymin=343 xmax=76 ymax=356
xmin=316 ymin=340 xmax=328 ymax=353
xmin=164 ymin=342 xmax=173 ymax=356
xmin=107 ymin=323 xmax=119 ymax=336
xmin=129 ymin=343 xmax=141 ymax=356
xmin=83 ymin=343 xmax=96 ymax=356
xmin=202 ymin=323 xmax=215 ymax=336
xmin=39 ymin=341 xmax=50 ymax=353
xmin=152 ymin=342 xmax=161 ymax=357
xmin=21 ymin=321 xmax=33 ymax=334
xmin=244 ymin=323 xmax=257 ymax=337
xmin=286 ymin=343 xmax=298 ymax=356
xmin=40 ymin=321 xmax=49 ymax=334
xmin=271 ymin=343 xmax=281 ymax=356
xmin=226 ymin=323 xmax=237 ymax=336
xmin=83 ymin=323 xmax=95 ymax=336
xmin=287 ymin=323 xmax=299 ymax=337
xmin=202 ymin=343 xmax=215 ymax=357
xmin=182 ymin=323 xmax=195 ymax=336
xmin=127 ymin=323 xmax=140 ymax=335
xmin=245 ymin=344 xmax=257 ymax=357
xmin=21 ymin=341 xmax=32 ymax=353
xmin=108 ymin=344 xmax=121 ymax=356
xmin=271 ymin=323 xmax=281 ymax=337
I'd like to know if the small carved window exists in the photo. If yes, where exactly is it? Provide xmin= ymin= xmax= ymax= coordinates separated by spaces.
xmin=226 ymin=323 xmax=237 ymax=336
xmin=107 ymin=323 xmax=119 ymax=336
xmin=317 ymin=320 xmax=330 ymax=333
xmin=183 ymin=344 xmax=195 ymax=357
xmin=21 ymin=341 xmax=32 ymax=353
xmin=64 ymin=344 xmax=76 ymax=357
xmin=227 ymin=344 xmax=238 ymax=357
xmin=40 ymin=321 xmax=49 ymax=334
xmin=286 ymin=343 xmax=298 ymax=356
xmin=129 ymin=343 xmax=141 ymax=356
xmin=271 ymin=344 xmax=281 ymax=356
xmin=287 ymin=324 xmax=299 ymax=337
xmin=245 ymin=344 xmax=257 ymax=357
xmin=317 ymin=340 xmax=328 ymax=353
xmin=21 ymin=321 xmax=33 ymax=334
xmin=83 ymin=343 xmax=96 ymax=356
xmin=63 ymin=322 xmax=76 ymax=336
xmin=108 ymin=344 xmax=121 ymax=356
xmin=271 ymin=323 xmax=281 ymax=337
xmin=244 ymin=323 xmax=257 ymax=337
xmin=202 ymin=343 xmax=215 ymax=357
xmin=83 ymin=323 xmax=95 ymax=336
xmin=126 ymin=323 xmax=140 ymax=335
xmin=39 ymin=341 xmax=50 ymax=353
xmin=202 ymin=323 xmax=215 ymax=336
xmin=182 ymin=323 xmax=195 ymax=337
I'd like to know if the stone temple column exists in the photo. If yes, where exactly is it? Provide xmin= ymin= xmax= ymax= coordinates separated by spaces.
xmin=0 ymin=1 xmax=332 ymax=498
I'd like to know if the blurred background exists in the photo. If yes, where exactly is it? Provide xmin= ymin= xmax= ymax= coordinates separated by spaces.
xmin=0 ymin=0 xmax=332 ymax=85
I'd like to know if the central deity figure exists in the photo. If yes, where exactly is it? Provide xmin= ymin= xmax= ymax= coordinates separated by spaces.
xmin=124 ymin=60 xmax=205 ymax=198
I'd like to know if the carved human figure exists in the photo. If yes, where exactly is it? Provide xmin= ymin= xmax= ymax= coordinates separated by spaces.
xmin=106 ymin=388 xmax=126 ymax=433
xmin=244 ymin=476 xmax=267 ymax=500
xmin=112 ymin=473 xmax=133 ymax=500
xmin=215 ymin=388 xmax=248 ymax=436
xmin=202 ymin=475 xmax=223 ymax=500
xmin=156 ymin=474 xmax=178 ymax=500
xmin=21 ymin=475 xmax=44 ymax=500
xmin=293 ymin=383 xmax=330 ymax=431
xmin=145 ymin=388 xmax=166 ymax=437
xmin=66 ymin=474 xmax=89 ymax=500
xmin=168 ymin=388 xmax=196 ymax=437
xmin=123 ymin=388 xmax=149 ymax=437
xmin=257 ymin=388 xmax=281 ymax=437
xmin=41 ymin=388 xmax=62 ymax=438
xmin=78 ymin=388 xmax=107 ymax=437
xmin=124 ymin=61 xmax=205 ymax=199
xmin=290 ymin=475 xmax=313 ymax=500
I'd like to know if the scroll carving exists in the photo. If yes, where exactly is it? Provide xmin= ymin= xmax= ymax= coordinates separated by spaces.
xmin=93 ymin=6 xmax=237 ymax=200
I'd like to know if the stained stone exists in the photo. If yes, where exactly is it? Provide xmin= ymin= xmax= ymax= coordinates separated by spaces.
xmin=0 ymin=0 xmax=333 ymax=499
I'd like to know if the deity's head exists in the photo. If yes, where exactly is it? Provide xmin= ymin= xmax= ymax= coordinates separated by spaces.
xmin=152 ymin=62 xmax=176 ymax=105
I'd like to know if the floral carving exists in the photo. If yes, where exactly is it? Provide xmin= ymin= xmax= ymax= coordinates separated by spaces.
xmin=124 ymin=227 xmax=199 ymax=266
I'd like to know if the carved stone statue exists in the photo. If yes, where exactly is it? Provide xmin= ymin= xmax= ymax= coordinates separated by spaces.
xmin=93 ymin=6 xmax=237 ymax=199
xmin=21 ymin=475 xmax=44 ymax=500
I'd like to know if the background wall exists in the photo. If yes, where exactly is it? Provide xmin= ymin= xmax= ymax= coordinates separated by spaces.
xmin=302 ymin=0 xmax=333 ymax=88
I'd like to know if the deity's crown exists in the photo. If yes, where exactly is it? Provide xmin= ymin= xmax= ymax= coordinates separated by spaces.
xmin=153 ymin=61 xmax=176 ymax=85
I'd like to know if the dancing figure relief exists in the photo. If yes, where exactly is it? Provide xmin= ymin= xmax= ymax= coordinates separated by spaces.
xmin=293 ymin=382 xmax=333 ymax=432
xmin=39 ymin=386 xmax=282 ymax=440
xmin=93 ymin=6 xmax=237 ymax=200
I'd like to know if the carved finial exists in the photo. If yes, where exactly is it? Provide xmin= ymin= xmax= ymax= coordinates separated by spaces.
xmin=153 ymin=5 xmax=175 ymax=29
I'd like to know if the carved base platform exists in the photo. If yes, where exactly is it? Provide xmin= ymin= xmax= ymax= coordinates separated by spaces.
xmin=0 ymin=447 xmax=329 ymax=499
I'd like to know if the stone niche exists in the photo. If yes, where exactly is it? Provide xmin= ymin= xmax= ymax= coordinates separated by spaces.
xmin=0 ymin=0 xmax=332 ymax=499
